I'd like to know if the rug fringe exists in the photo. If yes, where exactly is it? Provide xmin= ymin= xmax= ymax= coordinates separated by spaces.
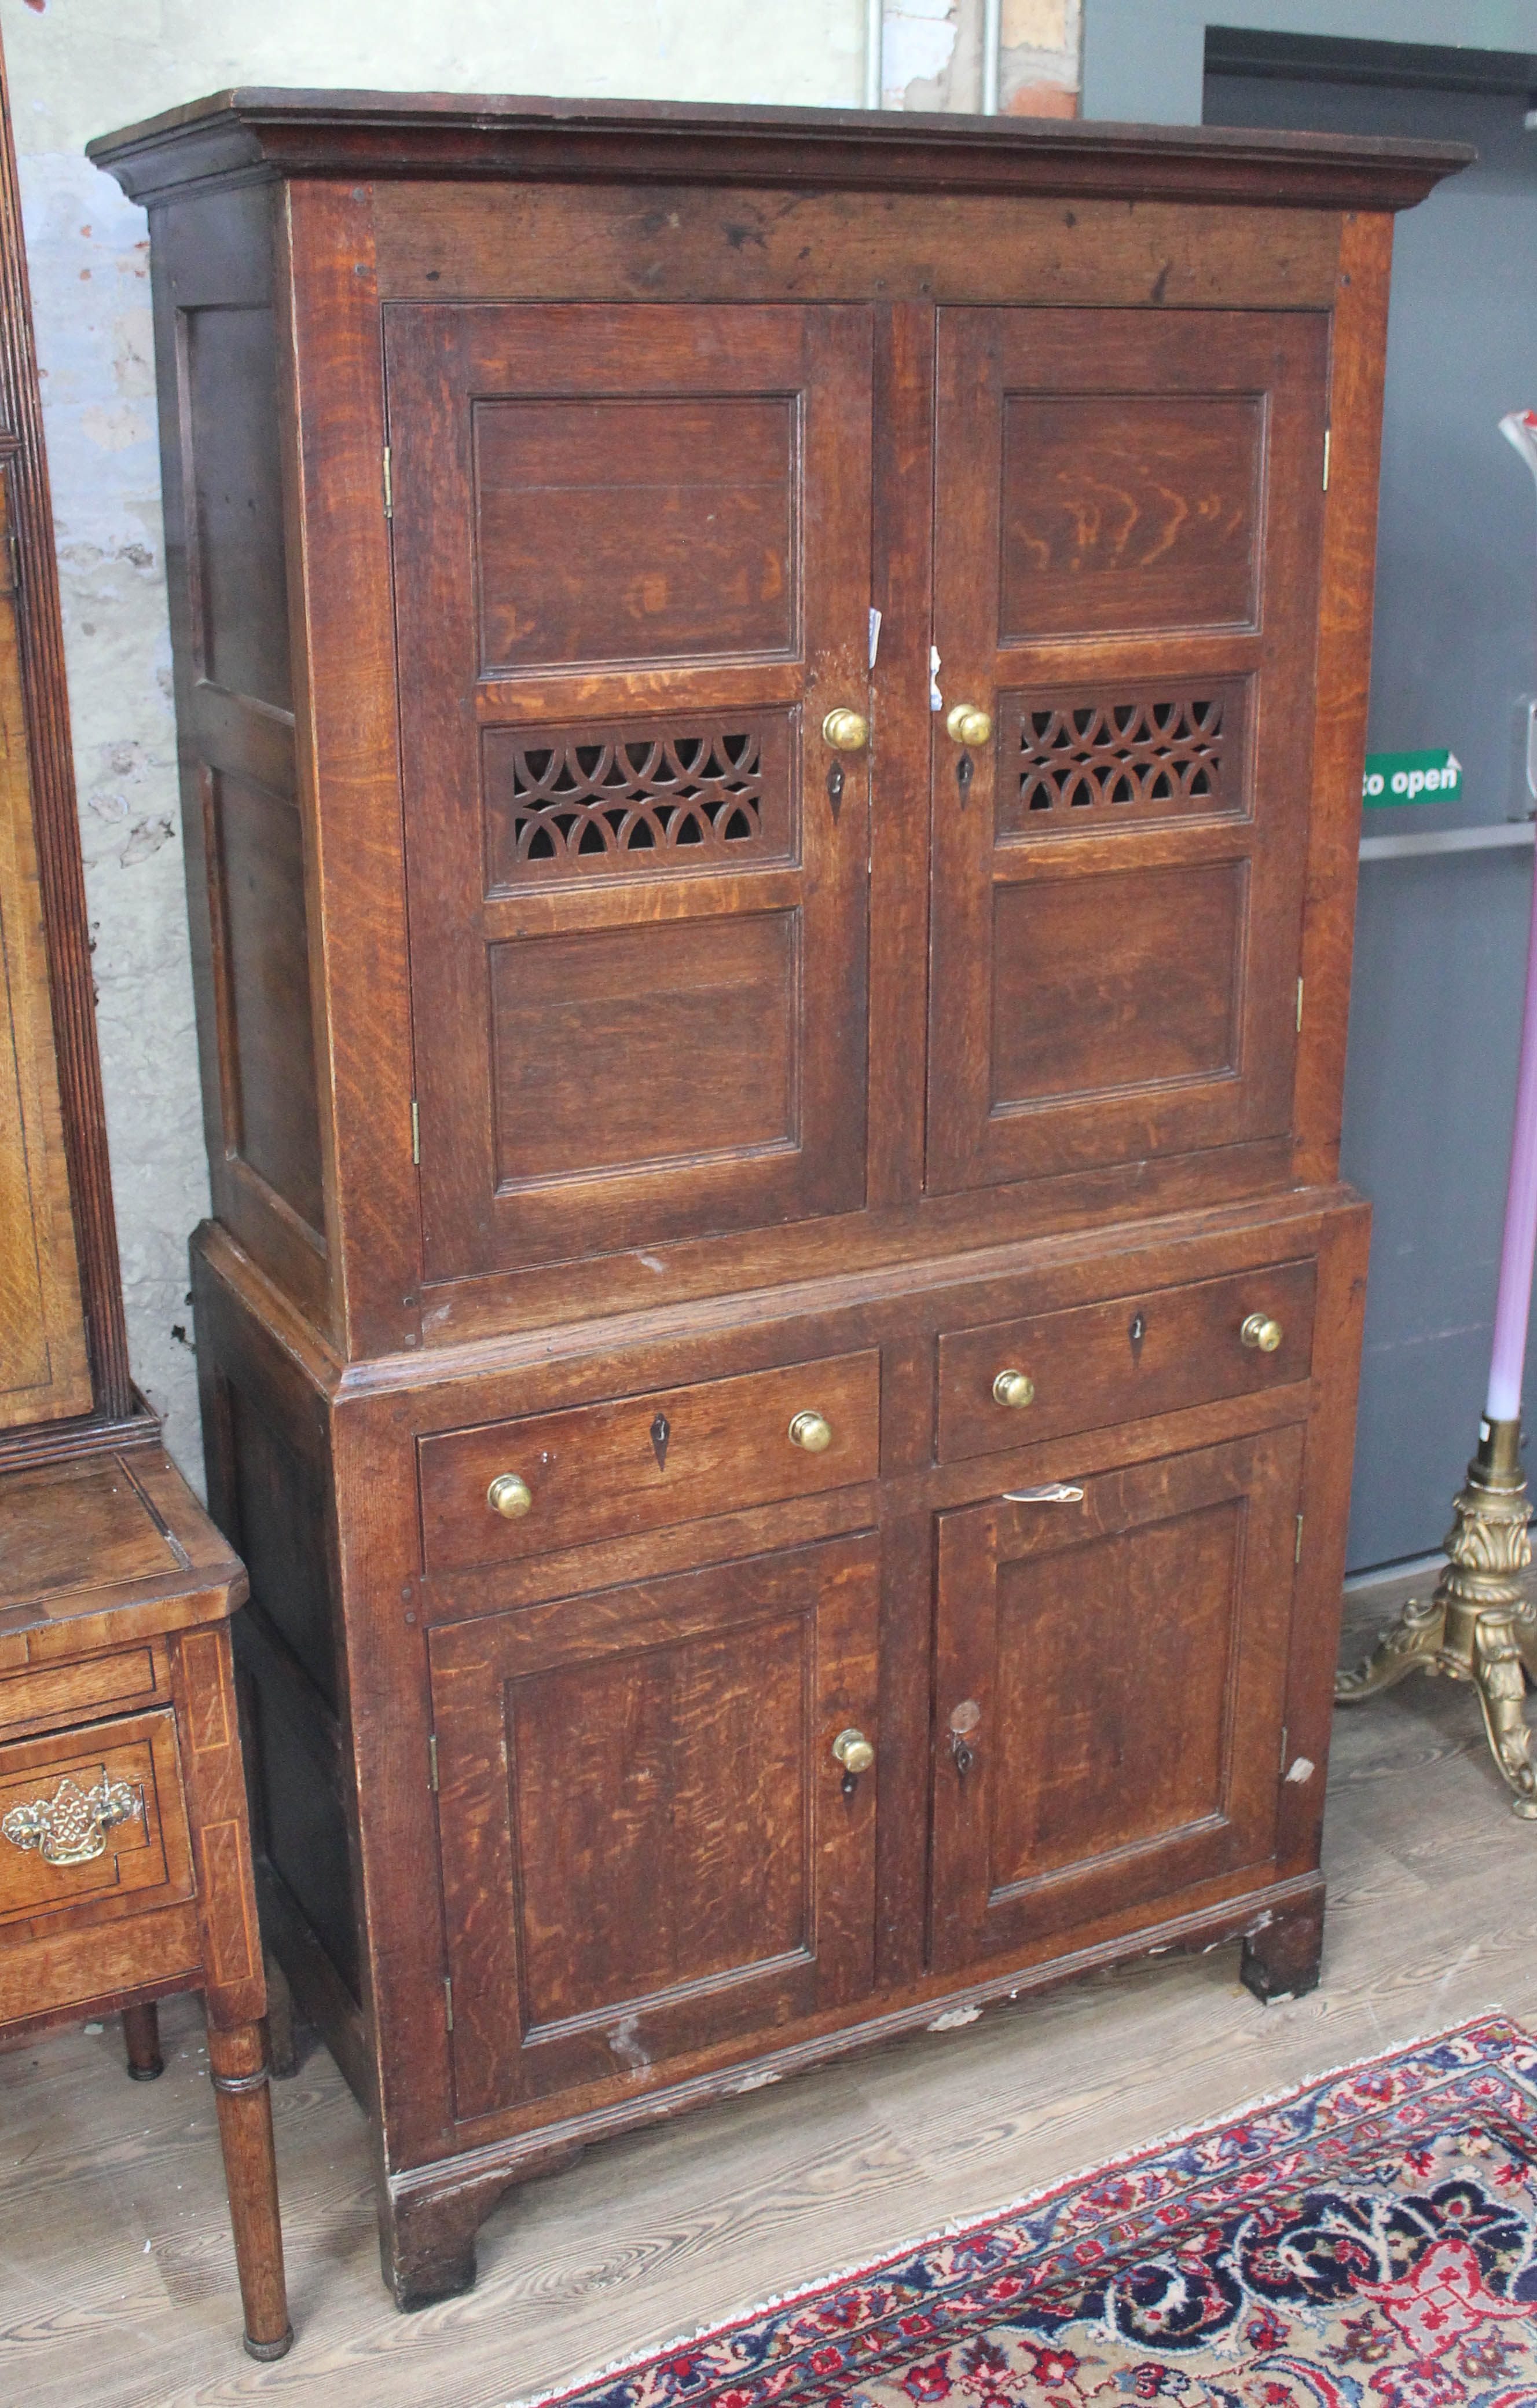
xmin=508 ymin=2004 xmax=1524 ymax=2408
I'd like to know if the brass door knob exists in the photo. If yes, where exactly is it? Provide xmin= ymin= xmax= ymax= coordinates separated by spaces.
xmin=946 ymin=702 xmax=992 ymax=747
xmin=487 ymin=1472 xmax=534 ymax=1519
xmin=823 ymin=708 xmax=870 ymax=753
xmin=832 ymin=1728 xmax=875 ymax=1776
xmin=1240 ymin=1314 xmax=1283 ymax=1354
xmin=992 ymin=1368 xmax=1036 ymax=1409
xmin=788 ymin=1409 xmax=833 ymax=1453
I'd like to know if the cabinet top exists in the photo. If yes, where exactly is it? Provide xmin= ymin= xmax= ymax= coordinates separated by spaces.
xmin=88 ymin=88 xmax=1470 ymax=214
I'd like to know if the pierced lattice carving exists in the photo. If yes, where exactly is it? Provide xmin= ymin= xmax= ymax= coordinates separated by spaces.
xmin=996 ymin=683 xmax=1249 ymax=840
xmin=483 ymin=713 xmax=793 ymax=887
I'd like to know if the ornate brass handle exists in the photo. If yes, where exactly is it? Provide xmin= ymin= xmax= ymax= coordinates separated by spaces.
xmin=823 ymin=708 xmax=870 ymax=753
xmin=1240 ymin=1313 xmax=1283 ymax=1354
xmin=2 ymin=1772 xmax=141 ymax=1868
xmin=946 ymin=702 xmax=992 ymax=747
xmin=993 ymin=1368 xmax=1036 ymax=1409
xmin=487 ymin=1472 xmax=534 ymax=1519
xmin=788 ymin=1409 xmax=833 ymax=1454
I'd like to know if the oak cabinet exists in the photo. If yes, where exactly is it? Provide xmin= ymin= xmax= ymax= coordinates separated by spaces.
xmin=91 ymin=89 xmax=1464 ymax=2308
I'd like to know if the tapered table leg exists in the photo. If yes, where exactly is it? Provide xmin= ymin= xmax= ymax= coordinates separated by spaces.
xmin=122 ymin=2000 xmax=164 ymax=2081
xmin=207 ymin=2021 xmax=292 ymax=2360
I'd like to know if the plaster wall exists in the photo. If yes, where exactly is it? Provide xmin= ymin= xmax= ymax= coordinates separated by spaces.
xmin=0 ymin=1 xmax=1073 ymax=1489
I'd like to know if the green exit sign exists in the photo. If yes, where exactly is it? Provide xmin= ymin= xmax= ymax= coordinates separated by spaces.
xmin=1362 ymin=747 xmax=1462 ymax=805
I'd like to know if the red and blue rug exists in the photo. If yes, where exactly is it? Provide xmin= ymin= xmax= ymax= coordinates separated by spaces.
xmin=538 ymin=2015 xmax=1537 ymax=2408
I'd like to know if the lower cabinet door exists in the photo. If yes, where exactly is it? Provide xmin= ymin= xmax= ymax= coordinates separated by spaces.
xmin=430 ymin=1532 xmax=881 ymax=2121
xmin=929 ymin=1427 xmax=1304 ymax=1973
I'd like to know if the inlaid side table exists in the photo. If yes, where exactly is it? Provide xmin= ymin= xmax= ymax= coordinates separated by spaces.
xmin=0 ymin=1442 xmax=291 ymax=2358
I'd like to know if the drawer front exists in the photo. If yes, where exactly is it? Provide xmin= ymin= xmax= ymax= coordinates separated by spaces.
xmin=419 ymin=1351 xmax=881 ymax=1574
xmin=937 ymin=1259 xmax=1315 ymax=1464
xmin=0 ymin=1644 xmax=163 ymax=1739
xmin=0 ymin=1709 xmax=193 ymax=1927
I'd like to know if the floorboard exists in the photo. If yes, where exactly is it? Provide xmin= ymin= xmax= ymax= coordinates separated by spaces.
xmin=4 ymin=1568 xmax=1535 ymax=2406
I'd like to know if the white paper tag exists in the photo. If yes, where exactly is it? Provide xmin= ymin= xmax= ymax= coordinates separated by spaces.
xmin=930 ymin=646 xmax=942 ymax=710
xmin=868 ymin=606 xmax=882 ymax=669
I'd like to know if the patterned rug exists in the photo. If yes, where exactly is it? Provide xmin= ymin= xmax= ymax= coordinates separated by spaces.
xmin=534 ymin=2016 xmax=1537 ymax=2408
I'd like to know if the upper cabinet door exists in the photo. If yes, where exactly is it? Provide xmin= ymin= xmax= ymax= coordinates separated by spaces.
xmin=386 ymin=304 xmax=874 ymax=1285
xmin=926 ymin=309 xmax=1329 ymax=1200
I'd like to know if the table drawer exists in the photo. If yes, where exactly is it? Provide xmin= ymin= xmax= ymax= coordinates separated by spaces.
xmin=0 ymin=1643 xmax=163 ymax=1739
xmin=937 ymin=1259 xmax=1316 ymax=1463
xmin=0 ymin=1708 xmax=193 ymax=1929
xmin=418 ymin=1351 xmax=881 ymax=1574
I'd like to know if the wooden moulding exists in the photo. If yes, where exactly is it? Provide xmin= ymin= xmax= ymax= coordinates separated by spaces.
xmin=88 ymin=90 xmax=1470 ymax=216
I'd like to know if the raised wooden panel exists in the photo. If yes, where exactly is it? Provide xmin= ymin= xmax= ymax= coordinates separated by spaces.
xmin=936 ymin=1258 xmax=1316 ymax=1463
xmin=417 ymin=1350 xmax=881 ymax=1573
xmin=475 ymin=395 xmax=796 ymax=671
xmin=999 ymin=393 xmax=1262 ymax=642
xmin=387 ymin=300 xmax=872 ymax=1283
xmin=0 ymin=489 xmax=90 ymax=1432
xmin=490 ymin=911 xmax=798 ymax=1192
xmin=431 ymin=1534 xmax=880 ymax=2119
xmin=207 ymin=768 xmax=324 ymax=1234
xmin=929 ymin=1427 xmax=1303 ymax=1971
xmin=180 ymin=303 xmax=292 ymax=710
xmin=991 ymin=860 xmax=1245 ymax=1110
xmin=927 ymin=307 xmax=1328 ymax=1200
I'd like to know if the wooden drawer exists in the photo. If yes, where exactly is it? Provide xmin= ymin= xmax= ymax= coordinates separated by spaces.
xmin=418 ymin=1351 xmax=881 ymax=1574
xmin=0 ymin=1708 xmax=193 ymax=1929
xmin=0 ymin=1643 xmax=164 ymax=1739
xmin=936 ymin=1259 xmax=1316 ymax=1464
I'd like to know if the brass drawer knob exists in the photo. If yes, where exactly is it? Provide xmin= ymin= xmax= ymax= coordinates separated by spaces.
xmin=487 ymin=1472 xmax=534 ymax=1519
xmin=788 ymin=1409 xmax=833 ymax=1453
xmin=832 ymin=1727 xmax=875 ymax=1793
xmin=992 ymin=1368 xmax=1036 ymax=1410
xmin=1240 ymin=1313 xmax=1284 ymax=1354
xmin=822 ymin=708 xmax=870 ymax=754
xmin=832 ymin=1728 xmax=875 ymax=1776
xmin=946 ymin=701 xmax=992 ymax=747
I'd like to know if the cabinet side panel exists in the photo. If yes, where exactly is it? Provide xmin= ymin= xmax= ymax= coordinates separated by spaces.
xmin=1294 ymin=214 xmax=1393 ymax=1183
xmin=148 ymin=185 xmax=327 ymax=1319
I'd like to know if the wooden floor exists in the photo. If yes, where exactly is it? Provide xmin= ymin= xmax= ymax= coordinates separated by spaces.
xmin=6 ymin=1568 xmax=1537 ymax=2408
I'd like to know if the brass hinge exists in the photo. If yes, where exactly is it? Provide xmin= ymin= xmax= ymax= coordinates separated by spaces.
xmin=383 ymin=445 xmax=393 ymax=519
xmin=1296 ymin=977 xmax=1304 ymax=1033
xmin=1322 ymin=428 xmax=1330 ymax=490
xmin=443 ymin=1975 xmax=454 ymax=2033
xmin=1295 ymin=1513 xmax=1304 ymax=1564
xmin=410 ymin=1097 xmax=420 ymax=1164
xmin=427 ymin=1733 xmax=438 ymax=1793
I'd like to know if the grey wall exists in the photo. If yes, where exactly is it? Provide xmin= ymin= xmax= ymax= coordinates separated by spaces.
xmin=1084 ymin=2 xmax=1537 ymax=124
xmin=1199 ymin=65 xmax=1537 ymax=1566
